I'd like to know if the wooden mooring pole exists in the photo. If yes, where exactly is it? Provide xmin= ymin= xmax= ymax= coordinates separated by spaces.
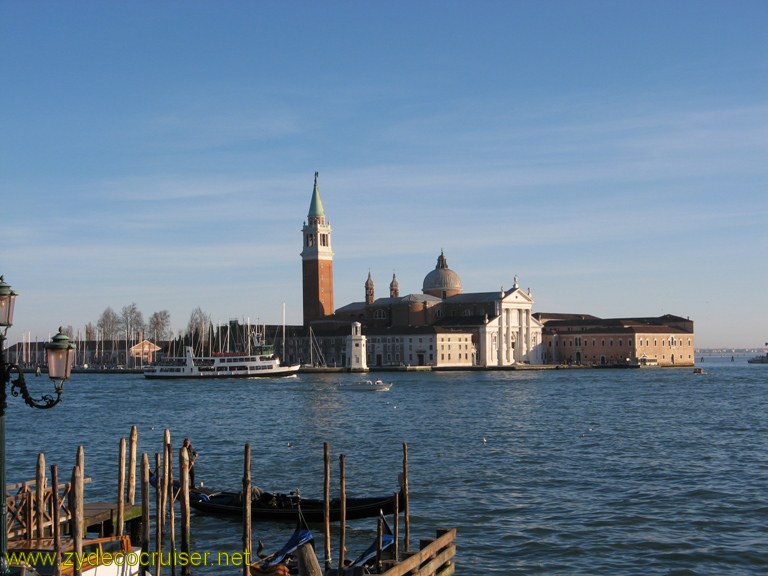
xmin=76 ymin=445 xmax=85 ymax=480
xmin=128 ymin=425 xmax=138 ymax=505
xmin=323 ymin=441 xmax=331 ymax=571
xmin=117 ymin=437 xmax=126 ymax=536
xmin=155 ymin=452 xmax=163 ymax=576
xmin=164 ymin=431 xmax=176 ymax=576
xmin=402 ymin=442 xmax=410 ymax=553
xmin=393 ymin=487 xmax=400 ymax=564
xmin=242 ymin=443 xmax=252 ymax=576
xmin=35 ymin=453 xmax=46 ymax=539
xmin=141 ymin=454 xmax=150 ymax=576
xmin=179 ymin=446 xmax=191 ymax=576
xmin=51 ymin=464 xmax=61 ymax=576
xmin=337 ymin=453 xmax=346 ymax=573
xmin=71 ymin=464 xmax=83 ymax=576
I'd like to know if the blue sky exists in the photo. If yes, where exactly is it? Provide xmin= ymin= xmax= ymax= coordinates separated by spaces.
xmin=1 ymin=1 xmax=766 ymax=348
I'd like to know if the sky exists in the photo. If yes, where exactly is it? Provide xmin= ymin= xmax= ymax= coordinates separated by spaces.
xmin=1 ymin=1 xmax=766 ymax=349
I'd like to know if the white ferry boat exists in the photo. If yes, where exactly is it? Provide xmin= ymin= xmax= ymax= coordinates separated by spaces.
xmin=143 ymin=343 xmax=300 ymax=380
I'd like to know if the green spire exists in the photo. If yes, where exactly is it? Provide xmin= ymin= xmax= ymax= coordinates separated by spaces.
xmin=308 ymin=171 xmax=325 ymax=218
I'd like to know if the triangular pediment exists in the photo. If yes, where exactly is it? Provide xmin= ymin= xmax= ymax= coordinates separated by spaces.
xmin=503 ymin=287 xmax=533 ymax=304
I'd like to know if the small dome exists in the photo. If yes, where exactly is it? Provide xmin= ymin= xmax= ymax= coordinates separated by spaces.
xmin=422 ymin=251 xmax=463 ymax=298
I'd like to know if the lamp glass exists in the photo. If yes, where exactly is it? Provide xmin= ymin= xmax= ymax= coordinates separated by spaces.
xmin=46 ymin=329 xmax=75 ymax=380
xmin=0 ymin=290 xmax=15 ymax=327
xmin=47 ymin=346 xmax=74 ymax=380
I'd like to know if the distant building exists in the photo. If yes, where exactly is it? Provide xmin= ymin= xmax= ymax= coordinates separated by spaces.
xmin=535 ymin=313 xmax=695 ymax=367
xmin=297 ymin=173 xmax=542 ymax=368
xmin=301 ymin=172 xmax=334 ymax=325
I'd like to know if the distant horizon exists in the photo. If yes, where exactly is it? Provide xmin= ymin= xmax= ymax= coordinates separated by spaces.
xmin=2 ymin=2 xmax=766 ymax=349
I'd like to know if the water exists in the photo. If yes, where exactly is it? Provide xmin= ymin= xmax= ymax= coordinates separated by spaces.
xmin=5 ymin=358 xmax=768 ymax=574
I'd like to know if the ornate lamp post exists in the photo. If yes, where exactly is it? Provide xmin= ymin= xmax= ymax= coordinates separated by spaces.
xmin=0 ymin=276 xmax=74 ymax=575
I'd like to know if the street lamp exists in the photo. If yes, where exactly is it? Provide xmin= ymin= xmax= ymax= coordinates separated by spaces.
xmin=0 ymin=276 xmax=74 ymax=575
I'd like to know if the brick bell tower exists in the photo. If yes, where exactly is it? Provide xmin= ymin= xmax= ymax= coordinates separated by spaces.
xmin=301 ymin=172 xmax=335 ymax=325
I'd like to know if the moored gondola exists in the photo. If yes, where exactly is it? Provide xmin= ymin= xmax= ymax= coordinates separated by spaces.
xmin=249 ymin=512 xmax=314 ymax=574
xmin=190 ymin=486 xmax=400 ymax=523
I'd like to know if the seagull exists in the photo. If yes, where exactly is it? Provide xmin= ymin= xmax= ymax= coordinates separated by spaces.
xmin=483 ymin=437 xmax=487 ymax=445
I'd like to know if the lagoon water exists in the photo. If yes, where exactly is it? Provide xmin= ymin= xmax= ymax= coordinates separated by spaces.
xmin=6 ymin=357 xmax=768 ymax=574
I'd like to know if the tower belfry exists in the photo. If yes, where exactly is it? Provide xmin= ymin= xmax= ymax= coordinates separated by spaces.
xmin=301 ymin=172 xmax=334 ymax=325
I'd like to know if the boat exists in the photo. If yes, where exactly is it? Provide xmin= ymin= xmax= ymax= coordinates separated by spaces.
xmin=350 ymin=513 xmax=395 ymax=570
xmin=143 ymin=343 xmax=300 ymax=380
xmin=747 ymin=352 xmax=768 ymax=364
xmin=341 ymin=378 xmax=392 ymax=392
xmin=249 ymin=514 xmax=313 ymax=575
xmin=189 ymin=485 xmax=401 ymax=522
xmin=8 ymin=534 xmax=148 ymax=575
xmin=692 ymin=367 xmax=705 ymax=374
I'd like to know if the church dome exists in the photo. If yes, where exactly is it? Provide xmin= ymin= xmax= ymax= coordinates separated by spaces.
xmin=422 ymin=251 xmax=463 ymax=298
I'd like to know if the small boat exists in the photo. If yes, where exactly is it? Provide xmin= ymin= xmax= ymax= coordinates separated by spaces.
xmin=249 ymin=514 xmax=313 ymax=575
xmin=144 ymin=342 xmax=300 ymax=380
xmin=350 ymin=513 xmax=395 ymax=570
xmin=8 ymin=534 xmax=148 ymax=575
xmin=189 ymin=486 xmax=401 ymax=522
xmin=341 ymin=378 xmax=392 ymax=392
xmin=692 ymin=367 xmax=705 ymax=374
xmin=747 ymin=352 xmax=768 ymax=364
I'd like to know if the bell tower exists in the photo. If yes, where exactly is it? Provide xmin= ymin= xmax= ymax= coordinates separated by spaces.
xmin=301 ymin=172 xmax=334 ymax=325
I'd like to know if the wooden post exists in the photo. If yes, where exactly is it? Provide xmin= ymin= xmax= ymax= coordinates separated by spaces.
xmin=35 ymin=453 xmax=46 ymax=538
xmin=165 ymin=432 xmax=176 ymax=576
xmin=51 ymin=464 xmax=61 ymax=576
xmin=155 ymin=452 xmax=163 ymax=576
xmin=419 ymin=536 xmax=436 ymax=569
xmin=323 ymin=441 xmax=331 ymax=572
xmin=393 ymin=489 xmax=400 ymax=562
xmin=74 ymin=445 xmax=85 ymax=539
xmin=141 ymin=454 xmax=150 ymax=576
xmin=376 ymin=514 xmax=384 ymax=571
xmin=242 ymin=443 xmax=252 ymax=576
xmin=128 ymin=425 xmax=138 ymax=505
xmin=296 ymin=542 xmax=323 ymax=576
xmin=402 ymin=442 xmax=410 ymax=553
xmin=179 ymin=446 xmax=191 ymax=576
xmin=117 ymin=437 xmax=126 ymax=536
xmin=338 ymin=453 xmax=346 ymax=573
xmin=436 ymin=528 xmax=454 ymax=568
xmin=71 ymin=464 xmax=84 ymax=576
xmin=76 ymin=445 xmax=85 ymax=478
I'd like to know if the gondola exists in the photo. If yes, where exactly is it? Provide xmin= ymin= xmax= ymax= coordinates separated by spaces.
xmin=190 ymin=486 xmax=401 ymax=523
xmin=249 ymin=512 xmax=314 ymax=575
xmin=350 ymin=513 xmax=395 ymax=570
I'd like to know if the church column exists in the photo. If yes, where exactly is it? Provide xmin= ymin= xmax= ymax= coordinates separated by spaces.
xmin=497 ymin=306 xmax=504 ymax=367
xmin=524 ymin=309 xmax=531 ymax=359
xmin=505 ymin=308 xmax=512 ymax=364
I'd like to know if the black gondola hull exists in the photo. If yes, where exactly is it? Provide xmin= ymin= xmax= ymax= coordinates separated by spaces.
xmin=189 ymin=490 xmax=400 ymax=522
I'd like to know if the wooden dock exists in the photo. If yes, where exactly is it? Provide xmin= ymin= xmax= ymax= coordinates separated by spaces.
xmin=83 ymin=502 xmax=143 ymax=539
xmin=5 ymin=479 xmax=143 ymax=541
xmin=380 ymin=528 xmax=456 ymax=576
